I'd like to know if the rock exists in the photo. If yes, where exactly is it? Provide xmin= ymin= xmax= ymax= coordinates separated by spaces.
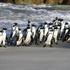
xmin=6 ymin=0 xmax=14 ymax=3
xmin=15 ymin=0 xmax=25 ymax=4
xmin=32 ymin=0 xmax=44 ymax=4
xmin=1 ymin=0 xmax=70 ymax=5
xmin=14 ymin=0 xmax=44 ymax=4
xmin=46 ymin=0 xmax=63 ymax=4
xmin=67 ymin=0 xmax=70 ymax=5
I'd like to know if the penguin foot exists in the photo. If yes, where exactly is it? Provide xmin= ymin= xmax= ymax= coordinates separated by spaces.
xmin=49 ymin=45 xmax=52 ymax=47
xmin=43 ymin=44 xmax=46 ymax=47
xmin=55 ymin=42 xmax=58 ymax=45
xmin=4 ymin=46 xmax=6 ymax=48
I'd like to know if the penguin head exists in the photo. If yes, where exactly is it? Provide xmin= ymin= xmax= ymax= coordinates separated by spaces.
xmin=28 ymin=20 xmax=30 ymax=24
xmin=52 ymin=20 xmax=56 ymax=22
xmin=40 ymin=26 xmax=44 ymax=29
xmin=39 ymin=24 xmax=44 ymax=29
xmin=44 ymin=22 xmax=48 ymax=27
xmin=18 ymin=28 xmax=21 ymax=31
xmin=27 ymin=23 xmax=30 ymax=27
xmin=39 ymin=24 xmax=44 ymax=28
xmin=49 ymin=27 xmax=53 ymax=31
xmin=27 ymin=26 xmax=30 ymax=29
xmin=65 ymin=22 xmax=69 ymax=28
xmin=54 ymin=26 xmax=58 ymax=29
xmin=3 ymin=28 xmax=7 ymax=30
xmin=65 ymin=22 xmax=68 ymax=25
xmin=18 ymin=28 xmax=22 ymax=33
xmin=13 ymin=23 xmax=18 ymax=27
xmin=48 ymin=22 xmax=53 ymax=26
xmin=55 ymin=17 xmax=58 ymax=20
xmin=58 ymin=18 xmax=63 ymax=22
xmin=32 ymin=24 xmax=36 ymax=27
xmin=27 ymin=28 xmax=31 ymax=32
xmin=44 ymin=22 xmax=48 ymax=25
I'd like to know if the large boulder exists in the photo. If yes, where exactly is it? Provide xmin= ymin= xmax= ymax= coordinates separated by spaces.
xmin=14 ymin=0 xmax=44 ymax=4
xmin=6 ymin=0 xmax=14 ymax=3
xmin=14 ymin=0 xmax=63 ymax=5
xmin=32 ymin=0 xmax=44 ymax=4
xmin=15 ymin=0 xmax=32 ymax=4
xmin=65 ymin=0 xmax=70 ymax=5
xmin=2 ymin=0 xmax=70 ymax=5
xmin=46 ymin=0 xmax=63 ymax=4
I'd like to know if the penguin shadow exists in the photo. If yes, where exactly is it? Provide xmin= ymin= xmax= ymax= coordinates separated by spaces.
xmin=52 ymin=40 xmax=70 ymax=49
xmin=62 ymin=42 xmax=70 ymax=49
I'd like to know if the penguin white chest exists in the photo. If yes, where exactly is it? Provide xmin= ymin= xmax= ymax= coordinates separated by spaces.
xmin=40 ymin=29 xmax=44 ymax=41
xmin=0 ymin=32 xmax=3 ymax=45
xmin=45 ymin=31 xmax=53 ymax=45
xmin=44 ymin=27 xmax=48 ymax=36
xmin=3 ymin=31 xmax=7 ymax=45
xmin=24 ymin=31 xmax=32 ymax=44
xmin=53 ymin=29 xmax=59 ymax=43
xmin=0 ymin=31 xmax=6 ymax=45
xmin=12 ymin=26 xmax=19 ymax=37
xmin=17 ymin=31 xmax=23 ymax=45
xmin=65 ymin=29 xmax=69 ymax=35
xmin=61 ymin=22 xmax=65 ymax=33
xmin=32 ymin=27 xmax=36 ymax=38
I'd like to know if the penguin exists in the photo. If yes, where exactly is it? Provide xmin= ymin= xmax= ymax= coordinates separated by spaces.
xmin=43 ymin=23 xmax=54 ymax=47
xmin=34 ymin=27 xmax=40 ymax=45
xmin=10 ymin=23 xmax=19 ymax=46
xmin=23 ymin=22 xmax=31 ymax=39
xmin=17 ymin=28 xmax=23 ymax=46
xmin=53 ymin=17 xmax=59 ymax=26
xmin=31 ymin=24 xmax=37 ymax=39
xmin=12 ymin=23 xmax=19 ymax=37
xmin=58 ymin=18 xmax=65 ymax=38
xmin=24 ymin=26 xmax=32 ymax=46
xmin=39 ymin=25 xmax=44 ymax=43
xmin=31 ymin=24 xmax=37 ymax=44
xmin=48 ymin=22 xmax=53 ymax=28
xmin=43 ymin=22 xmax=49 ymax=41
xmin=62 ymin=22 xmax=69 ymax=42
xmin=63 ymin=28 xmax=70 ymax=42
xmin=0 ymin=29 xmax=3 ymax=47
xmin=53 ymin=25 xmax=60 ymax=44
xmin=44 ymin=22 xmax=49 ymax=36
xmin=28 ymin=20 xmax=31 ymax=24
xmin=2 ymin=28 xmax=7 ymax=47
xmin=64 ymin=22 xmax=69 ymax=34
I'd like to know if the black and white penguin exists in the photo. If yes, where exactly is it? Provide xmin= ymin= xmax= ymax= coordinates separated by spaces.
xmin=44 ymin=22 xmax=49 ymax=37
xmin=43 ymin=22 xmax=49 ymax=41
xmin=17 ymin=28 xmax=23 ymax=46
xmin=0 ymin=29 xmax=3 ymax=47
xmin=53 ymin=17 xmax=59 ymax=26
xmin=31 ymin=24 xmax=37 ymax=44
xmin=38 ymin=24 xmax=44 ymax=43
xmin=62 ymin=22 xmax=69 ymax=42
xmin=53 ymin=25 xmax=60 ymax=44
xmin=12 ymin=23 xmax=19 ymax=37
xmin=2 ymin=28 xmax=7 ymax=47
xmin=64 ymin=22 xmax=69 ymax=34
xmin=58 ymin=18 xmax=65 ymax=38
xmin=10 ymin=23 xmax=19 ymax=46
xmin=67 ymin=29 xmax=70 ymax=42
xmin=24 ymin=26 xmax=32 ymax=46
xmin=31 ymin=24 xmax=37 ymax=39
xmin=23 ymin=21 xmax=31 ymax=39
xmin=43 ymin=23 xmax=54 ymax=47
xmin=0 ymin=28 xmax=7 ymax=47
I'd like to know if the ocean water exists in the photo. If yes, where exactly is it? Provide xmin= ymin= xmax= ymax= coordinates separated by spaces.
xmin=0 ymin=3 xmax=70 ymax=30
